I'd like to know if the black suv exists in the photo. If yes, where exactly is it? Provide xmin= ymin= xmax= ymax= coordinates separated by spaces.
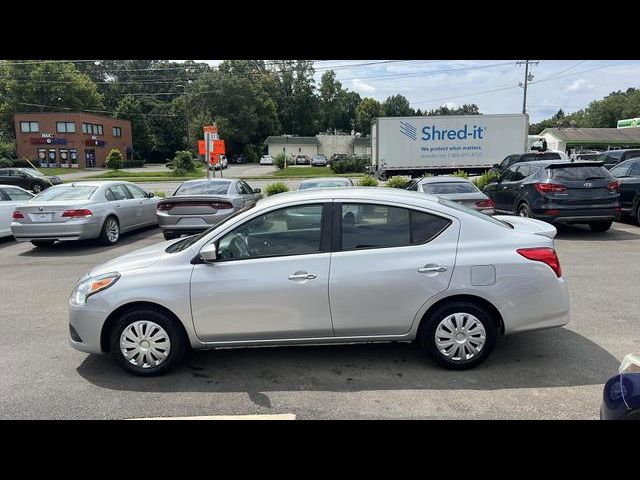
xmin=0 ymin=168 xmax=62 ymax=194
xmin=492 ymin=151 xmax=565 ymax=174
xmin=484 ymin=160 xmax=620 ymax=232
xmin=610 ymin=159 xmax=640 ymax=224
xmin=593 ymin=149 xmax=640 ymax=169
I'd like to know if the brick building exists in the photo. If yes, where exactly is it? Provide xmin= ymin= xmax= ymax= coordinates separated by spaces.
xmin=14 ymin=112 xmax=133 ymax=169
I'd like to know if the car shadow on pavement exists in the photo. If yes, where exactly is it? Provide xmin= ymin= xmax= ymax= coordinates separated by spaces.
xmin=0 ymin=236 xmax=16 ymax=248
xmin=76 ymin=327 xmax=618 ymax=395
xmin=555 ymin=223 xmax=640 ymax=241
xmin=16 ymin=226 xmax=162 ymax=257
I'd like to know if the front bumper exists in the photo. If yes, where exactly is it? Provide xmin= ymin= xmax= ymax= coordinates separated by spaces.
xmin=11 ymin=218 xmax=100 ymax=242
xmin=68 ymin=296 xmax=111 ymax=354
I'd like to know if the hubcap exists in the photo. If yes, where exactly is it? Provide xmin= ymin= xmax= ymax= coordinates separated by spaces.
xmin=33 ymin=185 xmax=41 ymax=193
xmin=519 ymin=206 xmax=529 ymax=217
xmin=435 ymin=313 xmax=486 ymax=362
xmin=120 ymin=321 xmax=171 ymax=369
xmin=106 ymin=219 xmax=119 ymax=242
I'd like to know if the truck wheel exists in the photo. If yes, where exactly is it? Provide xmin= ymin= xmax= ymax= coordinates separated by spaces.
xmin=589 ymin=220 xmax=613 ymax=232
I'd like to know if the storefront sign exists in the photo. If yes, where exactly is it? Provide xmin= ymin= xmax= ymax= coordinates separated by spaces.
xmin=85 ymin=139 xmax=106 ymax=147
xmin=30 ymin=137 xmax=67 ymax=145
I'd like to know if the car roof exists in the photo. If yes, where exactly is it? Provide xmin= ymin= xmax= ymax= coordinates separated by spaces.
xmin=52 ymin=180 xmax=138 ymax=188
xmin=258 ymin=186 xmax=439 ymax=208
xmin=418 ymin=176 xmax=471 ymax=184
xmin=516 ymin=159 xmax=603 ymax=168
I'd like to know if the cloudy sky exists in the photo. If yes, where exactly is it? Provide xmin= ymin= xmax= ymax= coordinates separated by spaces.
xmin=190 ymin=60 xmax=640 ymax=123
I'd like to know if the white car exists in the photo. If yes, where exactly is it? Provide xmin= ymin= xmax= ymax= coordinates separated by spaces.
xmin=69 ymin=187 xmax=570 ymax=376
xmin=260 ymin=155 xmax=274 ymax=165
xmin=0 ymin=185 xmax=34 ymax=238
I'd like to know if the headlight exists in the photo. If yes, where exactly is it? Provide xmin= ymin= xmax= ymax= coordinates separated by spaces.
xmin=70 ymin=272 xmax=120 ymax=306
xmin=619 ymin=353 xmax=640 ymax=374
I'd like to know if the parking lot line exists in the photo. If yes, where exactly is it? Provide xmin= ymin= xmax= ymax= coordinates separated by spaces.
xmin=128 ymin=414 xmax=297 ymax=420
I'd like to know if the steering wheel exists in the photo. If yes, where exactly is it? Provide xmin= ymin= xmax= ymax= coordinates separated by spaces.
xmin=228 ymin=234 xmax=250 ymax=259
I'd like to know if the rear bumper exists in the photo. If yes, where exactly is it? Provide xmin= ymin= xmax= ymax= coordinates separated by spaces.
xmin=11 ymin=218 xmax=100 ymax=242
xmin=157 ymin=211 xmax=233 ymax=231
xmin=532 ymin=207 xmax=620 ymax=224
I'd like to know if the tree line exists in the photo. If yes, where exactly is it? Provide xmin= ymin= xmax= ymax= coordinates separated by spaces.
xmin=0 ymin=60 xmax=481 ymax=163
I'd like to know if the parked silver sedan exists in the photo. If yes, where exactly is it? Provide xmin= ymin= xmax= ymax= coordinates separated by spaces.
xmin=69 ymin=187 xmax=569 ymax=376
xmin=406 ymin=176 xmax=495 ymax=214
xmin=11 ymin=181 xmax=159 ymax=247
xmin=157 ymin=179 xmax=263 ymax=240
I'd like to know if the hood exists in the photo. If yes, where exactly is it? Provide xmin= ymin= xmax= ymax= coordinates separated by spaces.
xmin=494 ymin=215 xmax=557 ymax=239
xmin=90 ymin=240 xmax=172 ymax=276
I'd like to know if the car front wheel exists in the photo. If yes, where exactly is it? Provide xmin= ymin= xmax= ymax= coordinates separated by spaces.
xmin=110 ymin=308 xmax=186 ymax=376
xmin=419 ymin=301 xmax=497 ymax=370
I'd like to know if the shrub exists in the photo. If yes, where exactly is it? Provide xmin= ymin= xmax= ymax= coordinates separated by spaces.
xmin=451 ymin=169 xmax=469 ymax=179
xmin=274 ymin=152 xmax=288 ymax=170
xmin=168 ymin=150 xmax=196 ymax=176
xmin=0 ymin=157 xmax=12 ymax=168
xmin=357 ymin=175 xmax=379 ymax=187
xmin=0 ymin=139 xmax=17 ymax=160
xmin=265 ymin=182 xmax=289 ymax=196
xmin=152 ymin=190 xmax=166 ymax=198
xmin=105 ymin=148 xmax=124 ymax=170
xmin=385 ymin=176 xmax=410 ymax=189
xmin=330 ymin=155 xmax=369 ymax=174
xmin=473 ymin=170 xmax=501 ymax=191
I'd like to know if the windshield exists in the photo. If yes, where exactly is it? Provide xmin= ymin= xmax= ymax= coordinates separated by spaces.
xmin=422 ymin=182 xmax=479 ymax=194
xmin=521 ymin=152 xmax=561 ymax=162
xmin=547 ymin=166 xmax=611 ymax=181
xmin=438 ymin=197 xmax=512 ymax=229
xmin=299 ymin=180 xmax=350 ymax=189
xmin=33 ymin=185 xmax=97 ymax=201
xmin=174 ymin=181 xmax=231 ymax=196
xmin=165 ymin=203 xmax=256 ymax=253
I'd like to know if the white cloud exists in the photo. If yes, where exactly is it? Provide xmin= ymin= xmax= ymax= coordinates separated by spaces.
xmin=443 ymin=102 xmax=458 ymax=109
xmin=351 ymin=78 xmax=376 ymax=94
xmin=564 ymin=78 xmax=594 ymax=93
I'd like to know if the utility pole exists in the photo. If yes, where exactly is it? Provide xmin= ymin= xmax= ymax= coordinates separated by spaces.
xmin=516 ymin=60 xmax=539 ymax=114
xmin=181 ymin=84 xmax=190 ymax=152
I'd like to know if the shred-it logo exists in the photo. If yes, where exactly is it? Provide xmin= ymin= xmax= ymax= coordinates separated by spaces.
xmin=399 ymin=121 xmax=417 ymax=140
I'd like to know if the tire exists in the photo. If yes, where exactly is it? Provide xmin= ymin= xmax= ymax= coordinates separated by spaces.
xmin=163 ymin=231 xmax=179 ymax=241
xmin=418 ymin=301 xmax=497 ymax=370
xmin=31 ymin=183 xmax=42 ymax=194
xmin=517 ymin=202 xmax=531 ymax=218
xmin=97 ymin=216 xmax=120 ymax=245
xmin=589 ymin=220 xmax=613 ymax=232
xmin=31 ymin=240 xmax=55 ymax=247
xmin=635 ymin=199 xmax=640 ymax=226
xmin=109 ymin=307 xmax=186 ymax=376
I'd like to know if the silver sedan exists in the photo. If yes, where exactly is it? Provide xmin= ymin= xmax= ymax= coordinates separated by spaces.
xmin=157 ymin=179 xmax=262 ymax=240
xmin=69 ymin=187 xmax=569 ymax=376
xmin=407 ymin=176 xmax=495 ymax=214
xmin=11 ymin=181 xmax=159 ymax=247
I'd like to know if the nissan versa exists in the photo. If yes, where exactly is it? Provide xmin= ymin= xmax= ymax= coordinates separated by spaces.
xmin=69 ymin=188 xmax=570 ymax=376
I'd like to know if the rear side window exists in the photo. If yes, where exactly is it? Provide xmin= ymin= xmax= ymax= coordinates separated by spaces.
xmin=631 ymin=162 xmax=640 ymax=176
xmin=340 ymin=203 xmax=450 ymax=251
xmin=107 ymin=185 xmax=133 ymax=201
xmin=547 ymin=166 xmax=611 ymax=181
xmin=623 ymin=150 xmax=640 ymax=160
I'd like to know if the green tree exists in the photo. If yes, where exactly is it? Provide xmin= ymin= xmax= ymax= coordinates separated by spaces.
xmin=114 ymin=95 xmax=152 ymax=160
xmin=355 ymin=98 xmax=383 ymax=134
xmin=105 ymin=148 xmax=123 ymax=170
xmin=382 ymin=94 xmax=414 ymax=117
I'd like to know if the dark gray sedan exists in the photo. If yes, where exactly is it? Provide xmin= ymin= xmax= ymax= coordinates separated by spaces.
xmin=406 ymin=176 xmax=495 ymax=214
xmin=157 ymin=179 xmax=263 ymax=240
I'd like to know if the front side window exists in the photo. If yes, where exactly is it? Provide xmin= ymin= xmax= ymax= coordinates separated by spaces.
xmin=501 ymin=166 xmax=519 ymax=182
xmin=125 ymin=184 xmax=148 ymax=199
xmin=340 ymin=203 xmax=450 ymax=250
xmin=217 ymin=204 xmax=324 ymax=260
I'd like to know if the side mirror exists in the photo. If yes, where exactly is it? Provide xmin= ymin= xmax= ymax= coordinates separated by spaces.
xmin=199 ymin=243 xmax=217 ymax=263
xmin=493 ymin=164 xmax=500 ymax=169
xmin=147 ymin=192 xmax=155 ymax=198
xmin=253 ymin=188 xmax=261 ymax=193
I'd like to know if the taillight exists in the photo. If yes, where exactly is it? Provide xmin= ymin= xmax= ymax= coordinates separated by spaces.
xmin=62 ymin=209 xmax=92 ymax=218
xmin=212 ymin=202 xmax=233 ymax=209
xmin=475 ymin=199 xmax=495 ymax=208
xmin=607 ymin=180 xmax=620 ymax=191
xmin=157 ymin=202 xmax=173 ymax=211
xmin=12 ymin=210 xmax=24 ymax=220
xmin=517 ymin=247 xmax=562 ymax=278
xmin=535 ymin=183 xmax=567 ymax=193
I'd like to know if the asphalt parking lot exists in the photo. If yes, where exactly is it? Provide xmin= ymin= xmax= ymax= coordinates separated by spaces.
xmin=0 ymin=215 xmax=638 ymax=419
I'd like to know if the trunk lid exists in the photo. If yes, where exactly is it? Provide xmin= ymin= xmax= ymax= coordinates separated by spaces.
xmin=157 ymin=195 xmax=234 ymax=215
xmin=14 ymin=200 xmax=94 ymax=224
xmin=494 ymin=215 xmax=557 ymax=239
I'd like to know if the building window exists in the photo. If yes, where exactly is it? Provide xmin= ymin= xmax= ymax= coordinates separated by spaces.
xmin=83 ymin=123 xmax=90 ymax=134
xmin=56 ymin=122 xmax=76 ymax=133
xmin=83 ymin=123 xmax=103 ymax=135
xmin=20 ymin=121 xmax=39 ymax=133
xmin=113 ymin=126 xmax=122 ymax=137
xmin=97 ymin=124 xmax=103 ymax=135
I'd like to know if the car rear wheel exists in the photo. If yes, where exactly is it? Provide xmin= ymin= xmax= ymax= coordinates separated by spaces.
xmin=419 ymin=301 xmax=497 ymax=370
xmin=31 ymin=183 xmax=42 ymax=194
xmin=517 ymin=202 xmax=531 ymax=218
xmin=110 ymin=308 xmax=186 ymax=376
xmin=589 ymin=220 xmax=613 ymax=232
xmin=31 ymin=240 xmax=55 ymax=247
xmin=98 ymin=216 xmax=120 ymax=245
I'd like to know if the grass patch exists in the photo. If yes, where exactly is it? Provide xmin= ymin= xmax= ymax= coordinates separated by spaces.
xmin=74 ymin=169 xmax=207 ymax=182
xmin=31 ymin=168 xmax=87 ymax=176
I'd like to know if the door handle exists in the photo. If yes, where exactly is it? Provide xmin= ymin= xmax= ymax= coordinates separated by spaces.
xmin=418 ymin=265 xmax=448 ymax=273
xmin=288 ymin=271 xmax=317 ymax=281
xmin=115 ymin=203 xmax=121 ymax=208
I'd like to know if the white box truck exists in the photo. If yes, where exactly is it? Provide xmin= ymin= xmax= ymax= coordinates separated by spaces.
xmin=370 ymin=113 xmax=529 ymax=177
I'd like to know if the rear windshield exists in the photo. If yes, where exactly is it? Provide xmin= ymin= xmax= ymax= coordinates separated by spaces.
xmin=438 ymin=197 xmax=512 ymax=229
xmin=174 ymin=181 xmax=230 ymax=196
xmin=521 ymin=152 xmax=561 ymax=162
xmin=299 ymin=180 xmax=350 ymax=189
xmin=421 ymin=182 xmax=479 ymax=194
xmin=547 ymin=166 xmax=611 ymax=181
xmin=33 ymin=185 xmax=97 ymax=201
